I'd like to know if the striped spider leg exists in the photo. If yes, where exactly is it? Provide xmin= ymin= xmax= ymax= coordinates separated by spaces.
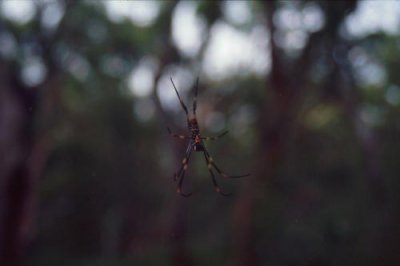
xmin=167 ymin=77 xmax=249 ymax=196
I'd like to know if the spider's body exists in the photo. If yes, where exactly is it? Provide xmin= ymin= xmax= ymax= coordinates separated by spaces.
xmin=167 ymin=78 xmax=249 ymax=196
xmin=188 ymin=118 xmax=204 ymax=151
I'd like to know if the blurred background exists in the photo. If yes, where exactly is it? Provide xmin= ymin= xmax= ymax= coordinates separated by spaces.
xmin=1 ymin=0 xmax=400 ymax=265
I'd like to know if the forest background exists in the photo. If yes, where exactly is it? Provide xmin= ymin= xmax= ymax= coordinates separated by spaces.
xmin=1 ymin=0 xmax=400 ymax=265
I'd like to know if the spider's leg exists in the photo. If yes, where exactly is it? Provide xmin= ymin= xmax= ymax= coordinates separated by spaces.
xmin=174 ymin=142 xmax=192 ymax=181
xmin=177 ymin=168 xmax=192 ymax=197
xmin=201 ymin=130 xmax=228 ymax=141
xmin=204 ymin=149 xmax=250 ymax=179
xmin=175 ymin=143 xmax=193 ymax=197
xmin=192 ymin=78 xmax=199 ymax=116
xmin=167 ymin=127 xmax=190 ymax=140
xmin=203 ymin=152 xmax=231 ymax=196
xmin=170 ymin=77 xmax=189 ymax=116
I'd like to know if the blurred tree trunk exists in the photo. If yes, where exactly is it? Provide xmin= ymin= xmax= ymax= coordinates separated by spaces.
xmin=145 ymin=2 xmax=195 ymax=265
xmin=310 ymin=2 xmax=387 ymax=262
xmin=152 ymin=72 xmax=194 ymax=266
xmin=232 ymin=1 xmax=357 ymax=265
xmin=0 ymin=56 xmax=59 ymax=266
xmin=153 ymin=59 xmax=195 ymax=266
xmin=0 ymin=2 xmax=68 ymax=264
xmin=231 ymin=3 xmax=299 ymax=264
xmin=0 ymin=63 xmax=37 ymax=266
xmin=334 ymin=29 xmax=387 ymax=266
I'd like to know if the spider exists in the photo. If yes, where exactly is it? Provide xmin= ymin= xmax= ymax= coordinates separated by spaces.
xmin=167 ymin=77 xmax=250 ymax=197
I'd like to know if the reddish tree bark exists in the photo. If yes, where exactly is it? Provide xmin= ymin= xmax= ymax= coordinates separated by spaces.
xmin=231 ymin=2 xmax=358 ymax=265
xmin=0 ymin=63 xmax=37 ymax=266
xmin=0 ymin=33 xmax=61 ymax=266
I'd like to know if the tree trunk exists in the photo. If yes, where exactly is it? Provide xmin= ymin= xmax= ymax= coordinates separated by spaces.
xmin=0 ymin=64 xmax=36 ymax=266
xmin=231 ymin=2 xmax=358 ymax=265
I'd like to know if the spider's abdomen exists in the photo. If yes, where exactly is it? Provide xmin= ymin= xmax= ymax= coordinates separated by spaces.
xmin=193 ymin=143 xmax=205 ymax=152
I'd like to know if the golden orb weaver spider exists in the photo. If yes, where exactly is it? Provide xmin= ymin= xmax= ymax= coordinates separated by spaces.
xmin=167 ymin=77 xmax=249 ymax=197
